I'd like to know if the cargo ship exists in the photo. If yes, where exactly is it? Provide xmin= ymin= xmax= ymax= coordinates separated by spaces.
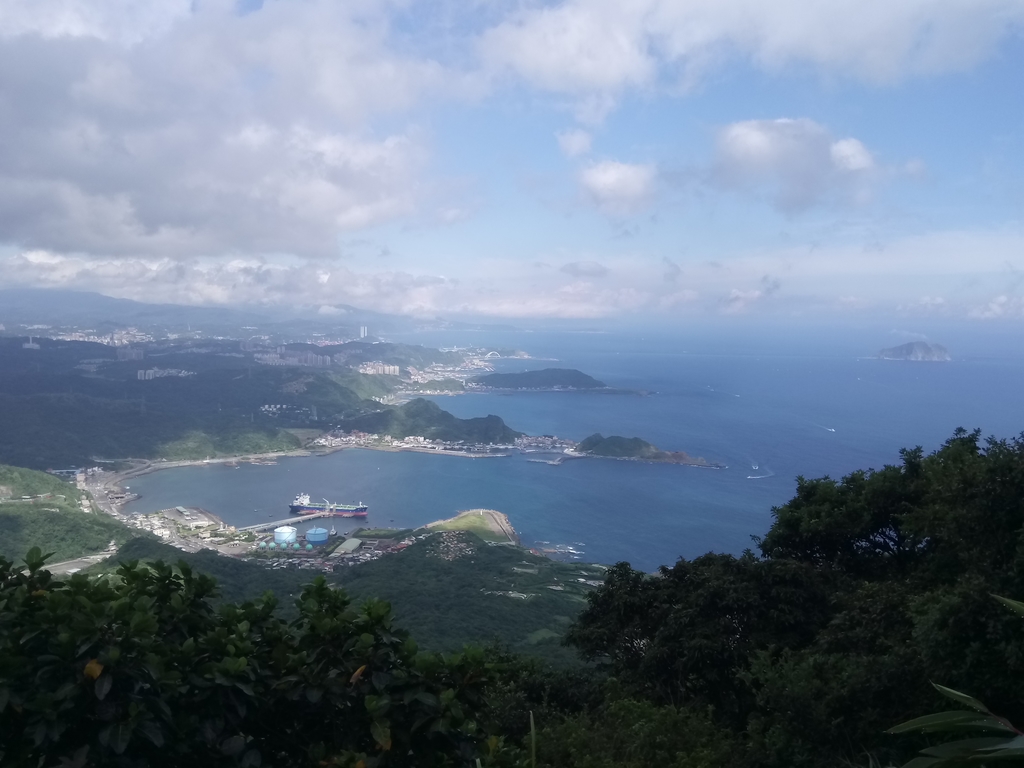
xmin=289 ymin=493 xmax=368 ymax=518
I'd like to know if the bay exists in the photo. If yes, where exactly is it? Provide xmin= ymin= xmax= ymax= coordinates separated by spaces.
xmin=124 ymin=331 xmax=1024 ymax=571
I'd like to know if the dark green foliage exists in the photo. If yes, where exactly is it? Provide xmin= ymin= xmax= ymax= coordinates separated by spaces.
xmin=576 ymin=433 xmax=660 ymax=458
xmin=0 ymin=392 xmax=300 ymax=468
xmin=565 ymin=429 xmax=1024 ymax=768
xmin=472 ymin=369 xmax=606 ymax=390
xmin=888 ymin=596 xmax=1024 ymax=767
xmin=335 ymin=399 xmax=522 ymax=444
xmin=535 ymin=696 xmax=735 ymax=768
xmin=106 ymin=535 xmax=594 ymax=664
xmin=336 ymin=532 xmax=596 ymax=665
xmin=0 ymin=339 xmax=379 ymax=468
xmin=106 ymin=538 xmax=332 ymax=611
xmin=0 ymin=548 xmax=501 ymax=767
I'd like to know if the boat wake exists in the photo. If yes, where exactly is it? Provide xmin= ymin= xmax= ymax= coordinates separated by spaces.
xmin=747 ymin=472 xmax=775 ymax=480
xmin=707 ymin=385 xmax=742 ymax=398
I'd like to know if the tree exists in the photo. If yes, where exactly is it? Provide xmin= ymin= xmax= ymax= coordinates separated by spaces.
xmin=0 ymin=548 xmax=496 ymax=767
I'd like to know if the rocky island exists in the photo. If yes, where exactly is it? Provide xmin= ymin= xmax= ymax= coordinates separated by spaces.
xmin=878 ymin=341 xmax=951 ymax=362
xmin=471 ymin=368 xmax=606 ymax=390
xmin=575 ymin=433 xmax=723 ymax=468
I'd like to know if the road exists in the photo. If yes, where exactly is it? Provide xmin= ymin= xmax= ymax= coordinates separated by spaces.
xmin=47 ymin=552 xmax=113 ymax=575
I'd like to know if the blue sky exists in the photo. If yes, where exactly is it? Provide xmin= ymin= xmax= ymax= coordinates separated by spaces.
xmin=0 ymin=0 xmax=1021 ymax=323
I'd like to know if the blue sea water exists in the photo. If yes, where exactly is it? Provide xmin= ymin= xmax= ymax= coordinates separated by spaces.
xmin=124 ymin=330 xmax=1024 ymax=571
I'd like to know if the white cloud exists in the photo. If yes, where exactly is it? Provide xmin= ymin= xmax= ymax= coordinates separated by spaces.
xmin=6 ymin=229 xmax=1024 ymax=319
xmin=481 ymin=0 xmax=1024 ymax=115
xmin=580 ymin=160 xmax=656 ymax=214
xmin=481 ymin=3 xmax=654 ymax=96
xmin=0 ymin=0 xmax=192 ymax=45
xmin=0 ymin=0 xmax=450 ymax=260
xmin=968 ymin=295 xmax=1024 ymax=319
xmin=829 ymin=138 xmax=875 ymax=172
xmin=713 ymin=118 xmax=876 ymax=211
xmin=557 ymin=129 xmax=593 ymax=157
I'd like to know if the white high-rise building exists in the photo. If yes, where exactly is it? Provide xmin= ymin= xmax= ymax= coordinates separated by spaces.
xmin=359 ymin=326 xmax=368 ymax=339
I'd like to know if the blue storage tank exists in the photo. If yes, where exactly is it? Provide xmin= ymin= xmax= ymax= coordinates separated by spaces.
xmin=306 ymin=527 xmax=329 ymax=545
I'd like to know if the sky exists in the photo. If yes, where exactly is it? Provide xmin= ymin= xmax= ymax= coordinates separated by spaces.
xmin=0 ymin=0 xmax=1022 ymax=323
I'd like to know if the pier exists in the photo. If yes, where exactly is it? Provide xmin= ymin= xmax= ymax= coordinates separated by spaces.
xmin=237 ymin=511 xmax=338 ymax=532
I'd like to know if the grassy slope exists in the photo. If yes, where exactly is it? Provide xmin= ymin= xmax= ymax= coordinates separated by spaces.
xmin=0 ymin=464 xmax=134 ymax=562
xmin=428 ymin=510 xmax=512 ymax=543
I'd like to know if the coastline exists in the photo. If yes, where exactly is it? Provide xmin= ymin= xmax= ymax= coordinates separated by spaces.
xmin=530 ymin=452 xmax=725 ymax=470
xmin=94 ymin=443 xmax=514 ymax=509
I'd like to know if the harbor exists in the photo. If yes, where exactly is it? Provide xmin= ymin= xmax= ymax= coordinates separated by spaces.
xmin=237 ymin=510 xmax=340 ymax=532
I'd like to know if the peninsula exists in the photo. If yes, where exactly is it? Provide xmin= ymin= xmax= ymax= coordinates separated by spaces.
xmin=471 ymin=368 xmax=606 ymax=390
xmin=332 ymin=398 xmax=522 ymax=444
xmin=575 ymin=433 xmax=723 ymax=468
xmin=878 ymin=341 xmax=951 ymax=361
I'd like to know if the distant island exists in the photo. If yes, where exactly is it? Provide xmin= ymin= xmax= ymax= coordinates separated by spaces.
xmin=575 ymin=433 xmax=723 ymax=468
xmin=878 ymin=341 xmax=951 ymax=362
xmin=471 ymin=368 xmax=606 ymax=390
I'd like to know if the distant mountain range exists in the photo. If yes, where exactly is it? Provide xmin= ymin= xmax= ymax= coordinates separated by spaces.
xmin=0 ymin=288 xmax=525 ymax=337
xmin=878 ymin=341 xmax=951 ymax=362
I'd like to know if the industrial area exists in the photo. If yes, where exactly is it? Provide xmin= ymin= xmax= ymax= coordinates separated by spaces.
xmin=125 ymin=504 xmax=427 ymax=573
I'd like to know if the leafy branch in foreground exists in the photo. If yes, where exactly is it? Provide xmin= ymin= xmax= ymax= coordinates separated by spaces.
xmin=0 ymin=547 xmax=507 ymax=768
xmin=888 ymin=596 xmax=1024 ymax=767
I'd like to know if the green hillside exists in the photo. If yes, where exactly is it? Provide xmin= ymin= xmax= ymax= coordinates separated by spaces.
xmin=0 ymin=464 xmax=133 ymax=562
xmin=577 ymin=433 xmax=661 ymax=458
xmin=0 ymin=464 xmax=84 ymax=501
xmin=0 ymin=342 xmax=376 ymax=468
xmin=473 ymin=368 xmax=606 ymax=389
xmin=335 ymin=398 xmax=523 ymax=443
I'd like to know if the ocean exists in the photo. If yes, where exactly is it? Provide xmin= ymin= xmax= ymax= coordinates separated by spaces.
xmin=123 ymin=329 xmax=1024 ymax=571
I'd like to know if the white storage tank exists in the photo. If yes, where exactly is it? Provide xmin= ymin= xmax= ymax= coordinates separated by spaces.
xmin=273 ymin=526 xmax=297 ymax=545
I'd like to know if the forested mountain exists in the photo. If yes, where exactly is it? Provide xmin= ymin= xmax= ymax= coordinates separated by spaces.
xmin=0 ymin=337 xmax=510 ymax=468
xmin=335 ymin=398 xmax=522 ymax=444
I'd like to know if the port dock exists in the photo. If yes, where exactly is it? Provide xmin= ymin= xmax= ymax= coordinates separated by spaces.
xmin=237 ymin=511 xmax=340 ymax=532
